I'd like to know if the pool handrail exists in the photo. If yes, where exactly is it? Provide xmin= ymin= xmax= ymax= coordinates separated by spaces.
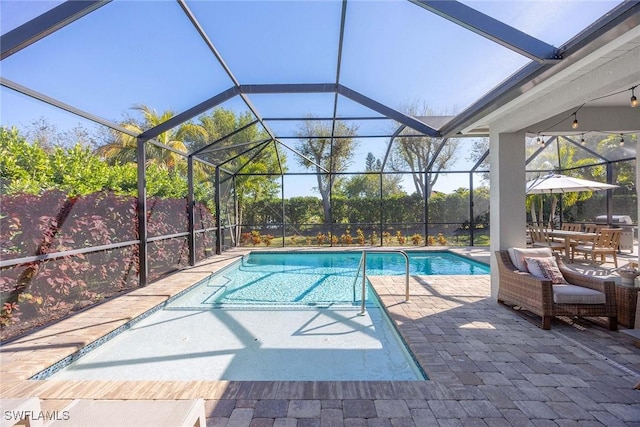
xmin=355 ymin=250 xmax=411 ymax=315
xmin=352 ymin=254 xmax=364 ymax=303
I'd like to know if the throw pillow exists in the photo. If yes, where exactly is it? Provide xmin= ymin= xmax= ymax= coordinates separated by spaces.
xmin=508 ymin=247 xmax=553 ymax=272
xmin=524 ymin=256 xmax=566 ymax=284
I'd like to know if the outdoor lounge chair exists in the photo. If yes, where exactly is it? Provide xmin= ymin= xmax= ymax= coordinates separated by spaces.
xmin=496 ymin=249 xmax=617 ymax=330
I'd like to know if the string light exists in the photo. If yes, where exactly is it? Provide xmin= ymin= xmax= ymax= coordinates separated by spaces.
xmin=529 ymin=85 xmax=639 ymax=137
xmin=580 ymin=134 xmax=586 ymax=145
xmin=571 ymin=112 xmax=579 ymax=129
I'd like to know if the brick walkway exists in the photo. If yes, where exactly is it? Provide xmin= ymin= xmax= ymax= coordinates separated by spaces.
xmin=2 ymin=248 xmax=640 ymax=426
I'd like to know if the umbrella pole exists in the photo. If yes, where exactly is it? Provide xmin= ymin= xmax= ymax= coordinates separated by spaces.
xmin=559 ymin=194 xmax=563 ymax=228
xmin=549 ymin=195 xmax=558 ymax=229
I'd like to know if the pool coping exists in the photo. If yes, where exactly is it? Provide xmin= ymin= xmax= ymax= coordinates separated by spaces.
xmin=0 ymin=247 xmax=486 ymax=386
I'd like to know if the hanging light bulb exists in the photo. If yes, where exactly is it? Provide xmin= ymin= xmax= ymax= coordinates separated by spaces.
xmin=619 ymin=134 xmax=625 ymax=146
xmin=538 ymin=136 xmax=544 ymax=145
xmin=571 ymin=113 xmax=579 ymax=129
xmin=580 ymin=134 xmax=586 ymax=145
xmin=631 ymin=87 xmax=638 ymax=108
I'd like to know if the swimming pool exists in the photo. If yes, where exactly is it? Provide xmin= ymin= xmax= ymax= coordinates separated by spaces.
xmin=172 ymin=250 xmax=489 ymax=308
xmin=47 ymin=251 xmax=488 ymax=381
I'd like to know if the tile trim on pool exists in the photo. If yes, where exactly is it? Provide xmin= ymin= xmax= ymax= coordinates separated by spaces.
xmin=367 ymin=285 xmax=429 ymax=380
xmin=30 ymin=258 xmax=245 ymax=380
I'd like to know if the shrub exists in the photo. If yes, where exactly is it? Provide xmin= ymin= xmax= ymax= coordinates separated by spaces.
xmin=437 ymin=233 xmax=447 ymax=245
xmin=341 ymin=229 xmax=353 ymax=245
xmin=396 ymin=231 xmax=406 ymax=245
xmin=411 ymin=233 xmax=423 ymax=245
xmin=330 ymin=233 xmax=338 ymax=245
xmin=250 ymin=230 xmax=262 ymax=246
xmin=240 ymin=232 xmax=252 ymax=245
xmin=1 ymin=186 xmax=221 ymax=339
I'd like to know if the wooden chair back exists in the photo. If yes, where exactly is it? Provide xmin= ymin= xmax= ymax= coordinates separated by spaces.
xmin=561 ymin=223 xmax=582 ymax=231
xmin=528 ymin=225 xmax=549 ymax=244
xmin=594 ymin=228 xmax=621 ymax=250
xmin=584 ymin=224 xmax=608 ymax=233
xmin=584 ymin=224 xmax=598 ymax=233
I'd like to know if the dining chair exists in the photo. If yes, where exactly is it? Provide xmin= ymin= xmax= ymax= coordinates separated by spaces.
xmin=571 ymin=228 xmax=621 ymax=267
xmin=529 ymin=225 xmax=564 ymax=252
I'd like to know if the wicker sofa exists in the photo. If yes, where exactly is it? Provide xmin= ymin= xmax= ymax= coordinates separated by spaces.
xmin=496 ymin=250 xmax=617 ymax=330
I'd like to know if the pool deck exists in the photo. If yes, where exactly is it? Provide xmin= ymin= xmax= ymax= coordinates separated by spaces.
xmin=1 ymin=246 xmax=640 ymax=425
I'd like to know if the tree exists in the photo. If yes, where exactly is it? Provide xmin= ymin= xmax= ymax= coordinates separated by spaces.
xmin=389 ymin=101 xmax=460 ymax=198
xmin=341 ymin=153 xmax=404 ymax=198
xmin=193 ymin=108 xmax=284 ymax=241
xmin=295 ymin=118 xmax=359 ymax=224
xmin=95 ymin=104 xmax=207 ymax=172
xmin=467 ymin=137 xmax=490 ymax=183
xmin=0 ymin=125 xmax=140 ymax=197
xmin=24 ymin=118 xmax=100 ymax=150
xmin=0 ymin=126 xmax=52 ymax=194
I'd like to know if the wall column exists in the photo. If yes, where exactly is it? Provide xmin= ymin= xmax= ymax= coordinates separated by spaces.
xmin=636 ymin=134 xmax=640 ymax=266
xmin=489 ymin=130 xmax=526 ymax=299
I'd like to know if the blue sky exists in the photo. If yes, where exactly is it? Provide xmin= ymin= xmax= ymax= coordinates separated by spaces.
xmin=0 ymin=0 xmax=621 ymax=195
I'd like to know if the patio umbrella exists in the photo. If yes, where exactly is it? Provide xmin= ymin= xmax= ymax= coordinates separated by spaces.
xmin=526 ymin=173 xmax=619 ymax=194
xmin=526 ymin=174 xmax=619 ymax=228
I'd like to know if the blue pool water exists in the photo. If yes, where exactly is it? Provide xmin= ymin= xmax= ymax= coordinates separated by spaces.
xmin=172 ymin=251 xmax=489 ymax=308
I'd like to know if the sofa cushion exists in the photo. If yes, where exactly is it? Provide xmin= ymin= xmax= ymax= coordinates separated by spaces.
xmin=552 ymin=284 xmax=606 ymax=304
xmin=525 ymin=256 xmax=566 ymax=284
xmin=507 ymin=247 xmax=553 ymax=272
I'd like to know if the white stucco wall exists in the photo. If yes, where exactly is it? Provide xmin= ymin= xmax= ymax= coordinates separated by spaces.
xmin=489 ymin=130 xmax=527 ymax=299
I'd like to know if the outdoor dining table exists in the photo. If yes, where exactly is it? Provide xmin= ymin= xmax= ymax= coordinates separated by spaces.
xmin=545 ymin=229 xmax=597 ymax=259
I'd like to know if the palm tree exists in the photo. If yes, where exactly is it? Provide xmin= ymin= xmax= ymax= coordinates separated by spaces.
xmin=96 ymin=105 xmax=207 ymax=172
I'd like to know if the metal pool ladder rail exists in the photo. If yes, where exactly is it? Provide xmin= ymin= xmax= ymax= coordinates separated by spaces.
xmin=353 ymin=250 xmax=411 ymax=315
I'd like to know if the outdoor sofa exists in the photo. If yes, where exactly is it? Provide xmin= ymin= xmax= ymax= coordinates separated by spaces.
xmin=496 ymin=248 xmax=617 ymax=330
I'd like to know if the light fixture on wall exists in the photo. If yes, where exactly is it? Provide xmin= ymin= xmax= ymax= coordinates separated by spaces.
xmin=631 ymin=86 xmax=638 ymax=108
xmin=571 ymin=113 xmax=579 ymax=129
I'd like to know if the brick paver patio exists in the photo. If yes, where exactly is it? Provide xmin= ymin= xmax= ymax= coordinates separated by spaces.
xmin=1 ymin=247 xmax=639 ymax=426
